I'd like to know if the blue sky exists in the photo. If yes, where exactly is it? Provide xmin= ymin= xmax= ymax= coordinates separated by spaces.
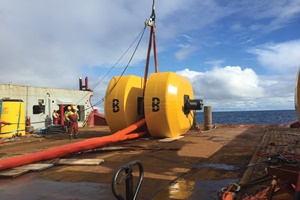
xmin=0 ymin=0 xmax=300 ymax=112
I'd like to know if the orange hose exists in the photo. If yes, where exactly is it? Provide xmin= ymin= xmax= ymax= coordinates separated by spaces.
xmin=0 ymin=119 xmax=146 ymax=171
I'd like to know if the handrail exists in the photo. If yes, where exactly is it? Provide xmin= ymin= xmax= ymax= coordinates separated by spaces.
xmin=112 ymin=160 xmax=144 ymax=200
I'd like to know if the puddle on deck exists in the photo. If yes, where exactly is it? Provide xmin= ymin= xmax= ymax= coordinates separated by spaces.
xmin=0 ymin=173 xmax=112 ymax=200
xmin=153 ymin=163 xmax=243 ymax=200
xmin=198 ymin=163 xmax=244 ymax=171
xmin=153 ymin=178 xmax=239 ymax=200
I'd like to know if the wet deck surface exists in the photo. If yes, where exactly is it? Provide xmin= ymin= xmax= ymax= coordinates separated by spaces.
xmin=0 ymin=173 xmax=111 ymax=200
xmin=0 ymin=125 xmax=298 ymax=199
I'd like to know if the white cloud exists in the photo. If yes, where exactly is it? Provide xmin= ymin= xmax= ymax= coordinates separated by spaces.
xmin=176 ymin=66 xmax=296 ymax=111
xmin=176 ymin=68 xmax=201 ymax=80
xmin=249 ymin=40 xmax=300 ymax=74
xmin=231 ymin=0 xmax=300 ymax=32
xmin=259 ymin=74 xmax=296 ymax=97
xmin=0 ymin=1 xmax=155 ymax=88
xmin=205 ymin=59 xmax=225 ymax=67
xmin=0 ymin=1 xmax=299 ymax=112
xmin=182 ymin=66 xmax=297 ymax=111
xmin=88 ymin=77 xmax=111 ymax=114
xmin=175 ymin=45 xmax=197 ymax=61
xmin=178 ymin=66 xmax=264 ymax=99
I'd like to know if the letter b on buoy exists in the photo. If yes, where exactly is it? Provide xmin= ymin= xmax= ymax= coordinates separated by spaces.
xmin=152 ymin=97 xmax=160 ymax=112
xmin=112 ymin=99 xmax=120 ymax=112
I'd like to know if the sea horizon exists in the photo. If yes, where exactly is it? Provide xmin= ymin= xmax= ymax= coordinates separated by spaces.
xmin=196 ymin=109 xmax=295 ymax=113
xmin=195 ymin=109 xmax=297 ymax=124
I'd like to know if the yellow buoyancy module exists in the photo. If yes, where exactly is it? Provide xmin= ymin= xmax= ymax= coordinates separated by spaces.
xmin=0 ymin=99 xmax=25 ymax=138
xmin=144 ymin=72 xmax=196 ymax=138
xmin=104 ymin=75 xmax=144 ymax=133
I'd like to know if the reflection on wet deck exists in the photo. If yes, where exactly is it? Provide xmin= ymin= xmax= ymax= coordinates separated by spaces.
xmin=153 ymin=178 xmax=239 ymax=200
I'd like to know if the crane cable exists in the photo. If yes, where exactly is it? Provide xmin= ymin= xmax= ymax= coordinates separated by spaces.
xmin=93 ymin=25 xmax=147 ymax=108
xmin=93 ymin=0 xmax=156 ymax=108
xmin=74 ymin=25 xmax=147 ymax=109
xmin=91 ymin=25 xmax=147 ymax=92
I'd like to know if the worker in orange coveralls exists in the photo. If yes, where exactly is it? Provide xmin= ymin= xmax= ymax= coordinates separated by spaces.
xmin=66 ymin=105 xmax=79 ymax=140
xmin=52 ymin=109 xmax=60 ymax=124
xmin=64 ymin=106 xmax=72 ymax=126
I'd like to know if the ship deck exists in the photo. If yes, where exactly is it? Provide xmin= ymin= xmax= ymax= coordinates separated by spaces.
xmin=0 ymin=125 xmax=299 ymax=199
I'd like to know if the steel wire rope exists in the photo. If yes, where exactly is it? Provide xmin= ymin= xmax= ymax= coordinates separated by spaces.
xmin=91 ymin=26 xmax=147 ymax=91
xmin=93 ymin=25 xmax=147 ymax=108
xmin=73 ymin=26 xmax=147 ymax=111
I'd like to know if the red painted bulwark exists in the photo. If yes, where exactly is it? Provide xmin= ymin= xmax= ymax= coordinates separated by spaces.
xmin=87 ymin=110 xmax=107 ymax=126
xmin=290 ymin=121 xmax=300 ymax=128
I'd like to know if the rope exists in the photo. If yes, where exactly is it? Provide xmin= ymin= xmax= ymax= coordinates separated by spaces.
xmin=92 ymin=26 xmax=147 ymax=91
xmin=75 ymin=25 xmax=147 ymax=111
xmin=93 ymin=25 xmax=147 ymax=108
xmin=77 ymin=1 xmax=155 ymax=111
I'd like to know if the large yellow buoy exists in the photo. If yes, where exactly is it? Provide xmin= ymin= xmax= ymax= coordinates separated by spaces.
xmin=144 ymin=72 xmax=201 ymax=138
xmin=0 ymin=99 xmax=25 ymax=138
xmin=104 ymin=75 xmax=144 ymax=133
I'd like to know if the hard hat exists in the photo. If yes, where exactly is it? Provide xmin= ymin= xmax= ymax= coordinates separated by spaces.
xmin=54 ymin=109 xmax=57 ymax=111
xmin=67 ymin=106 xmax=71 ymax=110
xmin=72 ymin=106 xmax=77 ymax=110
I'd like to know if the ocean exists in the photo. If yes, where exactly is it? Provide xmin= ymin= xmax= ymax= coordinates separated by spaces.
xmin=195 ymin=110 xmax=298 ymax=125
